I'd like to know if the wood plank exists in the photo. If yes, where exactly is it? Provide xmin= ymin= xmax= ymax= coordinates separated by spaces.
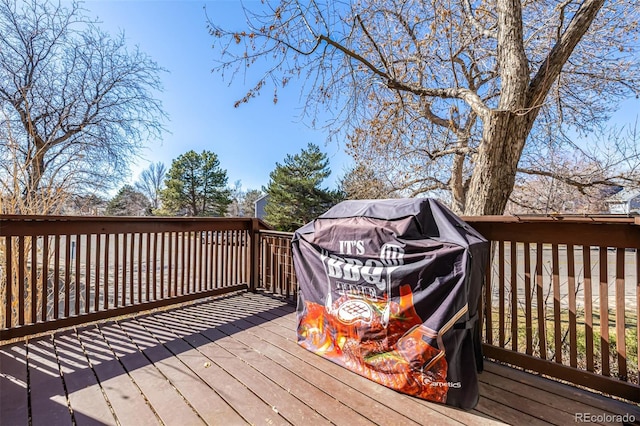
xmin=0 ymin=342 xmax=29 ymax=425
xmin=98 ymin=322 xmax=206 ymax=425
xmin=474 ymin=394 xmax=546 ymax=426
xmin=134 ymin=315 xmax=246 ymax=424
xmin=5 ymin=292 xmax=638 ymax=426
xmin=75 ymin=325 xmax=159 ymax=426
xmin=483 ymin=362 xmax=640 ymax=419
xmin=152 ymin=309 xmax=376 ymax=426
xmin=233 ymin=324 xmax=424 ymax=425
xmin=118 ymin=317 xmax=247 ymax=425
xmin=225 ymin=319 xmax=498 ymax=426
xmin=140 ymin=313 xmax=291 ymax=426
xmin=28 ymin=336 xmax=73 ymax=425
xmin=479 ymin=381 xmax=572 ymax=425
xmin=146 ymin=315 xmax=332 ymax=426
xmin=249 ymin=319 xmax=486 ymax=425
xmin=53 ymin=331 xmax=116 ymax=425
xmin=478 ymin=370 xmax=617 ymax=426
xmin=258 ymin=314 xmax=508 ymax=424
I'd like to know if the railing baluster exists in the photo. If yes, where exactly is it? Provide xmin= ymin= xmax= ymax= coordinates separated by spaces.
xmin=552 ymin=244 xmax=561 ymax=363
xmin=180 ymin=232 xmax=186 ymax=294
xmin=84 ymin=235 xmax=91 ymax=314
xmin=615 ymin=248 xmax=626 ymax=380
xmin=567 ymin=244 xmax=577 ymax=368
xmin=31 ymin=236 xmax=38 ymax=323
xmin=599 ymin=246 xmax=610 ymax=376
xmin=484 ymin=245 xmax=493 ymax=346
xmin=114 ymin=234 xmax=120 ymax=308
xmin=498 ymin=240 xmax=505 ymax=348
xmin=64 ymin=234 xmax=71 ymax=318
xmin=510 ymin=241 xmax=518 ymax=352
xmin=197 ymin=231 xmax=202 ymax=292
xmin=122 ymin=234 xmax=128 ymax=307
xmin=74 ymin=235 xmax=81 ymax=316
xmin=636 ymin=248 xmax=639 ymax=381
xmin=53 ymin=234 xmax=60 ymax=319
xmin=225 ymin=230 xmax=231 ymax=286
xmin=129 ymin=233 xmax=135 ymax=305
xmin=159 ymin=232 xmax=164 ymax=299
xmin=103 ymin=234 xmax=110 ymax=310
xmin=583 ymin=246 xmax=594 ymax=372
xmin=5 ymin=236 xmax=13 ymax=328
xmin=524 ymin=242 xmax=532 ymax=355
xmin=94 ymin=234 xmax=101 ymax=313
xmin=173 ymin=232 xmax=179 ymax=295
xmin=184 ymin=231 xmax=190 ymax=295
xmin=18 ymin=236 xmax=25 ymax=326
xmin=146 ymin=232 xmax=151 ymax=301
xmin=536 ymin=242 xmax=546 ymax=360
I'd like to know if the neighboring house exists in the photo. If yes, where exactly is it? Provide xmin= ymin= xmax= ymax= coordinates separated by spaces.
xmin=605 ymin=188 xmax=640 ymax=214
xmin=254 ymin=194 xmax=268 ymax=219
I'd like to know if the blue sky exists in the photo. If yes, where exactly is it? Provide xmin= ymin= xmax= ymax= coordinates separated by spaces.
xmin=83 ymin=0 xmax=352 ymax=194
xmin=82 ymin=0 xmax=639 ymax=197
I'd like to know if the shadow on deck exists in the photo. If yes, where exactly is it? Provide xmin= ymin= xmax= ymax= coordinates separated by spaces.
xmin=1 ymin=292 xmax=639 ymax=425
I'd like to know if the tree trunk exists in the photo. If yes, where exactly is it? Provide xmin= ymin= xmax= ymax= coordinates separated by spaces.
xmin=23 ymin=142 xmax=47 ymax=212
xmin=464 ymin=111 xmax=530 ymax=215
xmin=450 ymin=152 xmax=466 ymax=215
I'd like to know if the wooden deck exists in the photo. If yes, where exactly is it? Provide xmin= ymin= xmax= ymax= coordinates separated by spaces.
xmin=1 ymin=292 xmax=638 ymax=426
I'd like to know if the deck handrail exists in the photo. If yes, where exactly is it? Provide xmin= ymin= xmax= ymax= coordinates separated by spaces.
xmin=0 ymin=216 xmax=269 ymax=340
xmin=256 ymin=217 xmax=640 ymax=403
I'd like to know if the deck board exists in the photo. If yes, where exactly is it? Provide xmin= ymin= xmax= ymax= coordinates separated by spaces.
xmin=75 ymin=326 xmax=160 ymax=426
xmin=0 ymin=342 xmax=29 ymax=425
xmin=2 ymin=291 xmax=639 ymax=426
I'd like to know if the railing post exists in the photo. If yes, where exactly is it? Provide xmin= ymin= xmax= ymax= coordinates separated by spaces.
xmin=249 ymin=218 xmax=261 ymax=293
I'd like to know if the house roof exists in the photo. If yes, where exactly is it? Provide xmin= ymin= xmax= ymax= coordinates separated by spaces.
xmin=604 ymin=187 xmax=640 ymax=203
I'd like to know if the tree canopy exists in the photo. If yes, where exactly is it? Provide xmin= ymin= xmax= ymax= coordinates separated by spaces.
xmin=135 ymin=162 xmax=167 ymax=212
xmin=339 ymin=164 xmax=395 ymax=200
xmin=106 ymin=185 xmax=151 ymax=216
xmin=264 ymin=143 xmax=342 ymax=231
xmin=161 ymin=150 xmax=231 ymax=216
xmin=0 ymin=0 xmax=166 ymax=214
xmin=209 ymin=0 xmax=640 ymax=215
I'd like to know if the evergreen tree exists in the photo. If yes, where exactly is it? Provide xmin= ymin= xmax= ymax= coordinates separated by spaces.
xmin=106 ymin=185 xmax=151 ymax=216
xmin=161 ymin=150 xmax=231 ymax=216
xmin=264 ymin=143 xmax=342 ymax=231
xmin=242 ymin=189 xmax=263 ymax=217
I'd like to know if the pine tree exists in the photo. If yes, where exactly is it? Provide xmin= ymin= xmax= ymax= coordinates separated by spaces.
xmin=106 ymin=185 xmax=151 ymax=216
xmin=161 ymin=150 xmax=231 ymax=216
xmin=264 ymin=143 xmax=342 ymax=231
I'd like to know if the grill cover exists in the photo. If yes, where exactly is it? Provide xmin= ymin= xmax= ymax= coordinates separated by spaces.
xmin=292 ymin=198 xmax=489 ymax=409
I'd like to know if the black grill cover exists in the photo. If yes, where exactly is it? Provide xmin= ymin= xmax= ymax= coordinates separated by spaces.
xmin=292 ymin=198 xmax=489 ymax=409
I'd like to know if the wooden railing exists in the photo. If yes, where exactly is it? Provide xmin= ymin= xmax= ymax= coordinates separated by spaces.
xmin=258 ymin=230 xmax=298 ymax=301
xmin=469 ymin=215 xmax=640 ymax=402
xmin=255 ymin=216 xmax=640 ymax=403
xmin=2 ymin=214 xmax=638 ymax=402
xmin=0 ymin=216 xmax=266 ymax=340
